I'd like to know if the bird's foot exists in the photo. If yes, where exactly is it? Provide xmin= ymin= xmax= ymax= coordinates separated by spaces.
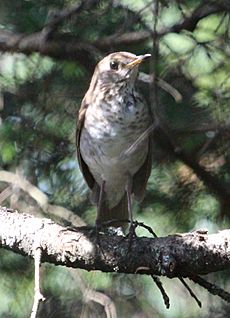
xmin=126 ymin=220 xmax=138 ymax=252
xmin=94 ymin=221 xmax=103 ymax=247
xmin=91 ymin=222 xmax=125 ymax=256
xmin=127 ymin=221 xmax=138 ymax=237
xmin=105 ymin=226 xmax=125 ymax=236
xmin=135 ymin=221 xmax=158 ymax=238
xmin=125 ymin=220 xmax=158 ymax=252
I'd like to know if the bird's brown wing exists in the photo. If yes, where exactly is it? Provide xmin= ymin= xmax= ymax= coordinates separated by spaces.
xmin=76 ymin=98 xmax=95 ymax=190
xmin=132 ymin=138 xmax=152 ymax=201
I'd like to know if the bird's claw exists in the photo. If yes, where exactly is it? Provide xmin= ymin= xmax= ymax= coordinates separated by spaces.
xmin=126 ymin=220 xmax=138 ymax=251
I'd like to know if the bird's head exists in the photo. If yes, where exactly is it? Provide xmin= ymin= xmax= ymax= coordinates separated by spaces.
xmin=93 ymin=52 xmax=151 ymax=88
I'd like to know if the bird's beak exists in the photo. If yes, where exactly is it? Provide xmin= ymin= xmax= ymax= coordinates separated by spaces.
xmin=126 ymin=54 xmax=151 ymax=68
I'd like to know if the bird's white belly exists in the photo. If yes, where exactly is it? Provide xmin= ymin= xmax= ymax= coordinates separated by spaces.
xmin=80 ymin=93 xmax=150 ymax=207
xmin=80 ymin=121 xmax=148 ymax=207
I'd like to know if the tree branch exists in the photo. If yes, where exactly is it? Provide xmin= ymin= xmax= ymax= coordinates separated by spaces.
xmin=158 ymin=1 xmax=230 ymax=36
xmin=94 ymin=30 xmax=150 ymax=48
xmin=154 ymin=127 xmax=230 ymax=216
xmin=0 ymin=170 xmax=86 ymax=227
xmin=0 ymin=2 xmax=229 ymax=64
xmin=0 ymin=29 xmax=98 ymax=70
xmin=0 ymin=206 xmax=230 ymax=277
xmin=43 ymin=0 xmax=100 ymax=35
xmin=92 ymin=1 xmax=230 ymax=47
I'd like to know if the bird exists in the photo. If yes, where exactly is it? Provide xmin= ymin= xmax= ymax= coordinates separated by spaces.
xmin=76 ymin=51 xmax=152 ymax=230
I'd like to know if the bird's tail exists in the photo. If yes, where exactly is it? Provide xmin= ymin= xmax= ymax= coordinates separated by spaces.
xmin=91 ymin=185 xmax=128 ymax=228
xmin=99 ymin=193 xmax=128 ymax=228
xmin=101 ymin=193 xmax=129 ymax=227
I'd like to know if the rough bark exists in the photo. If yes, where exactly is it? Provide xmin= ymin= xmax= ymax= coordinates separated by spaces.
xmin=0 ymin=206 xmax=229 ymax=277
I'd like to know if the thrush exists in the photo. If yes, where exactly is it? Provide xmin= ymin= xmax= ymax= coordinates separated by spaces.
xmin=76 ymin=51 xmax=152 ymax=229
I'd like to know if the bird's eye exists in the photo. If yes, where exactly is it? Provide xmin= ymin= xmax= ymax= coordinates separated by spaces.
xmin=110 ymin=60 xmax=119 ymax=70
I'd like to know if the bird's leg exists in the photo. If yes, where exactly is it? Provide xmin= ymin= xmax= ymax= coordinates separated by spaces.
xmin=94 ymin=180 xmax=105 ymax=248
xmin=96 ymin=180 xmax=105 ymax=226
xmin=126 ymin=175 xmax=137 ymax=240
xmin=126 ymin=175 xmax=133 ymax=225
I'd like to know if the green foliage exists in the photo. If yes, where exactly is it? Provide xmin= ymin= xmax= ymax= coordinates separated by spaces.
xmin=0 ymin=0 xmax=229 ymax=317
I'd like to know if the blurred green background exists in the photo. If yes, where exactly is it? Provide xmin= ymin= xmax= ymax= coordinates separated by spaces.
xmin=0 ymin=0 xmax=229 ymax=317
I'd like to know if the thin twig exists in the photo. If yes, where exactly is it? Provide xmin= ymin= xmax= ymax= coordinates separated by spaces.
xmin=189 ymin=275 xmax=230 ymax=303
xmin=155 ymin=126 xmax=230 ymax=205
xmin=134 ymin=221 xmax=158 ymax=238
xmin=30 ymin=239 xmax=45 ymax=318
xmin=99 ymin=219 xmax=157 ymax=238
xmin=138 ymin=72 xmax=183 ymax=102
xmin=179 ymin=277 xmax=202 ymax=308
xmin=69 ymin=269 xmax=117 ymax=318
xmin=84 ymin=289 xmax=117 ymax=318
xmin=0 ymin=186 xmax=13 ymax=204
xmin=158 ymin=2 xmax=230 ymax=36
xmin=42 ymin=0 xmax=100 ymax=39
xmin=0 ymin=170 xmax=86 ymax=227
xmin=150 ymin=0 xmax=160 ymax=121
xmin=118 ymin=122 xmax=158 ymax=160
xmin=151 ymin=275 xmax=170 ymax=309
xmin=172 ymin=125 xmax=229 ymax=134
